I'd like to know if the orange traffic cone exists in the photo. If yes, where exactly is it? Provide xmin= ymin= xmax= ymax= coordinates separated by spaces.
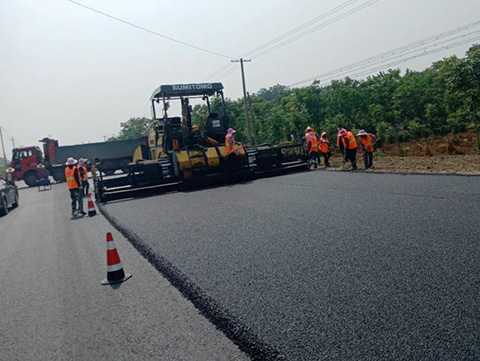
xmin=101 ymin=233 xmax=132 ymax=285
xmin=87 ymin=193 xmax=96 ymax=217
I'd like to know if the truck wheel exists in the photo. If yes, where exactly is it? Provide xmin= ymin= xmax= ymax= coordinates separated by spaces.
xmin=0 ymin=197 xmax=8 ymax=217
xmin=52 ymin=168 xmax=65 ymax=182
xmin=24 ymin=172 xmax=38 ymax=187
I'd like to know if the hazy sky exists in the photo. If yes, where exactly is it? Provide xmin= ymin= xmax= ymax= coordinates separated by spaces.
xmin=1 ymin=0 xmax=479 ymax=158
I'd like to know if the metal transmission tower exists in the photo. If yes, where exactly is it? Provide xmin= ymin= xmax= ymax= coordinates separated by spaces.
xmin=231 ymin=58 xmax=256 ymax=145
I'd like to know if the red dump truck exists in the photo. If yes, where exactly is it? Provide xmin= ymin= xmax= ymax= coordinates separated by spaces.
xmin=10 ymin=137 xmax=143 ymax=187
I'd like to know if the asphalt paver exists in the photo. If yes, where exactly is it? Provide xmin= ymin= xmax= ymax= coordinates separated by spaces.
xmin=101 ymin=170 xmax=480 ymax=360
xmin=0 ymin=183 xmax=248 ymax=361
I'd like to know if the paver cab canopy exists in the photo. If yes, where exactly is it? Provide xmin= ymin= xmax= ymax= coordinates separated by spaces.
xmin=150 ymin=82 xmax=228 ymax=143
xmin=150 ymin=82 xmax=224 ymax=100
xmin=150 ymin=83 xmax=228 ymax=139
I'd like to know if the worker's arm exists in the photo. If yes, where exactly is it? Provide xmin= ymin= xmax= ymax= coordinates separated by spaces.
xmin=343 ymin=138 xmax=349 ymax=152
xmin=78 ymin=167 xmax=85 ymax=180
xmin=74 ymin=168 xmax=81 ymax=188
xmin=206 ymin=136 xmax=219 ymax=146
xmin=358 ymin=141 xmax=365 ymax=152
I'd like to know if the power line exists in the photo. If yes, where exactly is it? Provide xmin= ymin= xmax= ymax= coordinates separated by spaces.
xmin=242 ymin=0 xmax=360 ymax=58
xmin=65 ymin=0 xmax=234 ymax=60
xmin=347 ymin=34 xmax=480 ymax=80
xmin=290 ymin=20 xmax=480 ymax=86
xmin=204 ymin=0 xmax=377 ymax=81
xmin=320 ymin=31 xmax=480 ymax=82
xmin=251 ymin=0 xmax=379 ymax=60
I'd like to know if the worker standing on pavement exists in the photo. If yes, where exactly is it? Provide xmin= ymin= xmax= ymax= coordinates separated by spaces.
xmin=336 ymin=125 xmax=346 ymax=162
xmin=64 ymin=157 xmax=85 ymax=217
xmin=305 ymin=126 xmax=319 ymax=169
xmin=225 ymin=128 xmax=237 ymax=171
xmin=357 ymin=130 xmax=377 ymax=169
xmin=319 ymin=132 xmax=331 ymax=167
xmin=78 ymin=158 xmax=89 ymax=197
xmin=339 ymin=129 xmax=358 ymax=170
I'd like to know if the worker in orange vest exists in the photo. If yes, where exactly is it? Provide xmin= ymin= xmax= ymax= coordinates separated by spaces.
xmin=78 ymin=158 xmax=89 ymax=197
xmin=338 ymin=129 xmax=358 ymax=170
xmin=64 ymin=157 xmax=85 ymax=217
xmin=225 ymin=128 xmax=237 ymax=171
xmin=357 ymin=130 xmax=377 ymax=169
xmin=319 ymin=131 xmax=331 ymax=167
xmin=305 ymin=126 xmax=319 ymax=169
xmin=336 ymin=125 xmax=346 ymax=162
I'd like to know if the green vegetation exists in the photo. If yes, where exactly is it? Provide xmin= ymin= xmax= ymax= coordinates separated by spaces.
xmin=110 ymin=117 xmax=155 ymax=141
xmin=117 ymin=45 xmax=480 ymax=149
xmin=194 ymin=44 xmax=480 ymax=147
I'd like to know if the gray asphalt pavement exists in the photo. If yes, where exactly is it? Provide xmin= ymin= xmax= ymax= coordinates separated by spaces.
xmin=0 ymin=183 xmax=248 ymax=361
xmin=101 ymin=170 xmax=480 ymax=361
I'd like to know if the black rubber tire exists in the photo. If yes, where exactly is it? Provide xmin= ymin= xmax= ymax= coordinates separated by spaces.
xmin=52 ymin=167 xmax=66 ymax=182
xmin=24 ymin=172 xmax=38 ymax=187
xmin=0 ymin=197 xmax=8 ymax=217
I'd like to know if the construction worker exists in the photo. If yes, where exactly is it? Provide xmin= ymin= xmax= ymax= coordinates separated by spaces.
xmin=305 ymin=126 xmax=319 ymax=168
xmin=64 ymin=157 xmax=85 ymax=217
xmin=319 ymin=131 xmax=331 ymax=167
xmin=78 ymin=158 xmax=89 ymax=196
xmin=339 ymin=129 xmax=358 ymax=170
xmin=336 ymin=125 xmax=346 ymax=161
xmin=357 ymin=130 xmax=377 ymax=169
xmin=36 ymin=163 xmax=51 ymax=190
xmin=225 ymin=128 xmax=237 ymax=171
xmin=5 ymin=167 xmax=15 ymax=185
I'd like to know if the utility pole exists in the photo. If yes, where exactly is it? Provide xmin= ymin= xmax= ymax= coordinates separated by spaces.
xmin=11 ymin=138 xmax=16 ymax=149
xmin=0 ymin=127 xmax=7 ymax=167
xmin=231 ymin=58 xmax=253 ymax=145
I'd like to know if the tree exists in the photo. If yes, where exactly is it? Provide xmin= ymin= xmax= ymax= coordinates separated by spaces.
xmin=117 ymin=117 xmax=153 ymax=140
xmin=448 ymin=44 xmax=480 ymax=151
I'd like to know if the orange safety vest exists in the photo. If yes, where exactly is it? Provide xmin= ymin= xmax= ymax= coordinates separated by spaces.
xmin=342 ymin=131 xmax=358 ymax=149
xmin=65 ymin=166 xmax=79 ymax=190
xmin=359 ymin=134 xmax=374 ymax=152
xmin=79 ymin=165 xmax=88 ymax=181
xmin=308 ymin=137 xmax=319 ymax=153
xmin=320 ymin=138 xmax=329 ymax=153
xmin=225 ymin=135 xmax=236 ymax=154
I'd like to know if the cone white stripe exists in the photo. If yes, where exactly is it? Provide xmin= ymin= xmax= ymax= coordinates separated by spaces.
xmin=107 ymin=263 xmax=123 ymax=272
xmin=107 ymin=242 xmax=117 ymax=250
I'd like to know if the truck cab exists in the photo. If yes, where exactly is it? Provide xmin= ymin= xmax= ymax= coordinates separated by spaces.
xmin=10 ymin=147 xmax=44 ymax=187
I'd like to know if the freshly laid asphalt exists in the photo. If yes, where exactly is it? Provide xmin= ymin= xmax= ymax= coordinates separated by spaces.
xmin=0 ymin=183 xmax=248 ymax=361
xmin=102 ymin=170 xmax=480 ymax=360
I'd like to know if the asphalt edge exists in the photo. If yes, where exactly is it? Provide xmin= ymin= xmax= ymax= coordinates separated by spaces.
xmin=98 ymin=203 xmax=287 ymax=361
xmin=320 ymin=167 xmax=480 ymax=177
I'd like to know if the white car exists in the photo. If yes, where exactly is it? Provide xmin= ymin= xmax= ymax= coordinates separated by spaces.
xmin=0 ymin=176 xmax=19 ymax=217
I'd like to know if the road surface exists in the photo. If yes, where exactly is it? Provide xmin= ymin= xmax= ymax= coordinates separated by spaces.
xmin=101 ymin=170 xmax=480 ymax=360
xmin=0 ymin=182 xmax=248 ymax=361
